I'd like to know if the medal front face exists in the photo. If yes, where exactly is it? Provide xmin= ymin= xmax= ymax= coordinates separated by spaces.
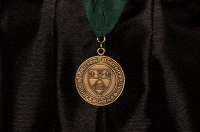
xmin=75 ymin=56 xmax=125 ymax=106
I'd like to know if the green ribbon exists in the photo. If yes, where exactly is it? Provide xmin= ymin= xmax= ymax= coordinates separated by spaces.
xmin=82 ymin=0 xmax=127 ymax=37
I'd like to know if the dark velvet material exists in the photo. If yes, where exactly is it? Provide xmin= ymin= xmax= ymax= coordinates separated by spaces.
xmin=1 ymin=0 xmax=200 ymax=131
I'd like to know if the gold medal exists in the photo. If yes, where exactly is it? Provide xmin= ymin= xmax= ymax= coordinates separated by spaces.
xmin=75 ymin=37 xmax=125 ymax=106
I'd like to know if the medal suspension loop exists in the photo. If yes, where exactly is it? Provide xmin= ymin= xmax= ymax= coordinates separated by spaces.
xmin=97 ymin=37 xmax=106 ymax=56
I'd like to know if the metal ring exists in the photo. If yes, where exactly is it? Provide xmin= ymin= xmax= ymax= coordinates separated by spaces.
xmin=97 ymin=37 xmax=106 ymax=44
xmin=97 ymin=48 xmax=105 ymax=55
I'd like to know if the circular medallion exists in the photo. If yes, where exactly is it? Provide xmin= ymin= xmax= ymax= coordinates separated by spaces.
xmin=75 ymin=56 xmax=125 ymax=106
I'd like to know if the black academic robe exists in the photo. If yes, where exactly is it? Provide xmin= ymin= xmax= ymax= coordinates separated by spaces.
xmin=0 ymin=0 xmax=200 ymax=131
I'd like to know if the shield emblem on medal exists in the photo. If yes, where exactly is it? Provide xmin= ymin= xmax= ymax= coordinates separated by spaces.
xmin=88 ymin=69 xmax=112 ymax=96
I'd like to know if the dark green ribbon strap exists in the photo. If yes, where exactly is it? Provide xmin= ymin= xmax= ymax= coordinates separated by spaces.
xmin=82 ymin=0 xmax=127 ymax=37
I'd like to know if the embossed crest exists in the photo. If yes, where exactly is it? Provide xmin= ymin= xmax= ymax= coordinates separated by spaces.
xmin=75 ymin=56 xmax=125 ymax=106
xmin=88 ymin=69 xmax=112 ymax=96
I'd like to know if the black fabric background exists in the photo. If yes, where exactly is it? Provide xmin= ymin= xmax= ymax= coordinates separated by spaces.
xmin=0 ymin=0 xmax=200 ymax=131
